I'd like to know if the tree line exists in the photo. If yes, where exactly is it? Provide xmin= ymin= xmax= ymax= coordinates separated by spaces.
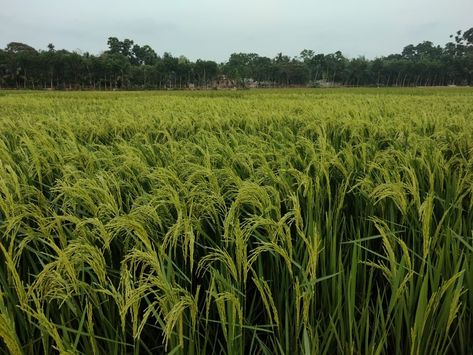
xmin=0 ymin=28 xmax=472 ymax=90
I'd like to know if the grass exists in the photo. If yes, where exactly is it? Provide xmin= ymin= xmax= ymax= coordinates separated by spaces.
xmin=0 ymin=88 xmax=472 ymax=354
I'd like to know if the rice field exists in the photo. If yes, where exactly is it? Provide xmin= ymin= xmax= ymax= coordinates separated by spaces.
xmin=0 ymin=88 xmax=472 ymax=354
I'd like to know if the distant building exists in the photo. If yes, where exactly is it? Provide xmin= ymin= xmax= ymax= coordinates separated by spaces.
xmin=213 ymin=75 xmax=236 ymax=89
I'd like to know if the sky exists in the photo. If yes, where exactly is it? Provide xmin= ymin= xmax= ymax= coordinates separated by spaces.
xmin=1 ymin=0 xmax=472 ymax=61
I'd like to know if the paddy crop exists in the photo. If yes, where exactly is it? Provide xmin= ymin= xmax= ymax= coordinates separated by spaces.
xmin=0 ymin=88 xmax=472 ymax=354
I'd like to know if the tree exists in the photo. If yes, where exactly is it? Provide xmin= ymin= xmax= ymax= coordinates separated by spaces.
xmin=1 ymin=28 xmax=473 ymax=89
xmin=194 ymin=59 xmax=218 ymax=87
xmin=5 ymin=42 xmax=37 ymax=54
xmin=132 ymin=44 xmax=158 ymax=65
xmin=224 ymin=53 xmax=259 ymax=85
xmin=107 ymin=37 xmax=122 ymax=55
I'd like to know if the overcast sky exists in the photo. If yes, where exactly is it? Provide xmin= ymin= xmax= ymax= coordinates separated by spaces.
xmin=1 ymin=0 xmax=472 ymax=61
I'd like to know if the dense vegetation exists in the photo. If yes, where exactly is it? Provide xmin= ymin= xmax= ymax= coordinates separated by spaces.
xmin=0 ymin=88 xmax=472 ymax=354
xmin=0 ymin=28 xmax=472 ymax=89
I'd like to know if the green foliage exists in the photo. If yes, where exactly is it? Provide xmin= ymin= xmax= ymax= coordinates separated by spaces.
xmin=1 ymin=27 xmax=473 ymax=90
xmin=0 ymin=88 xmax=472 ymax=354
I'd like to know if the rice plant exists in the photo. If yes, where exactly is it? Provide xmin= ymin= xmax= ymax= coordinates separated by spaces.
xmin=0 ymin=88 xmax=472 ymax=354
